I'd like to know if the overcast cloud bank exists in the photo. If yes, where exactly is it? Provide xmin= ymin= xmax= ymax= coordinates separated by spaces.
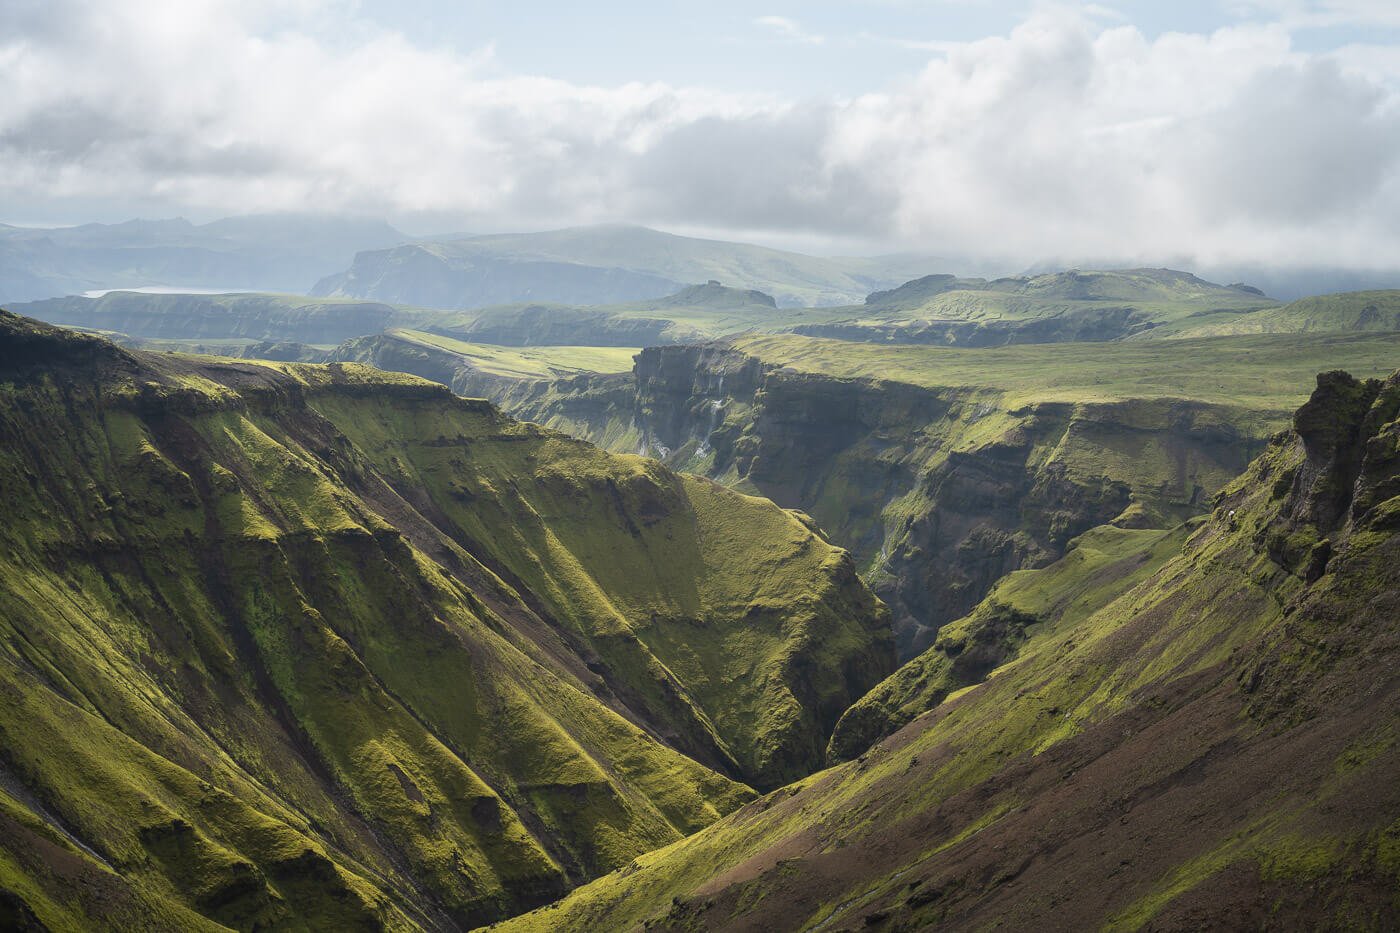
xmin=2 ymin=0 xmax=1397 ymax=267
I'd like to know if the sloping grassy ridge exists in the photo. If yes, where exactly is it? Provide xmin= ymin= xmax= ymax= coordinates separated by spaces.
xmin=14 ymin=292 xmax=404 ymax=343
xmin=0 ymin=311 xmax=891 ymax=929
xmin=1146 ymin=289 xmax=1400 ymax=339
xmin=493 ymin=367 xmax=1400 ymax=931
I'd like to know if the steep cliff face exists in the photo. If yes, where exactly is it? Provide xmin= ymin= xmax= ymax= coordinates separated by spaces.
xmin=516 ymin=342 xmax=1275 ymax=658
xmin=329 ymin=332 xmax=498 ymax=397
xmin=497 ymin=366 xmax=1400 ymax=933
xmin=0 ymin=312 xmax=891 ymax=930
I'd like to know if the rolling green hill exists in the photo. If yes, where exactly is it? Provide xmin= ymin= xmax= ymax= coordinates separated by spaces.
xmin=11 ymin=291 xmax=419 ymax=345
xmin=786 ymin=268 xmax=1278 ymax=345
xmin=493 ymin=366 xmax=1400 ymax=932
xmin=0 ymin=311 xmax=890 ymax=929
xmin=427 ymin=282 xmax=795 ymax=347
xmin=14 ymin=281 xmax=831 ymax=350
xmin=1146 ymin=289 xmax=1400 ymax=339
xmin=325 ymin=330 xmax=640 ymax=403
xmin=31 ymin=275 xmax=1396 ymax=361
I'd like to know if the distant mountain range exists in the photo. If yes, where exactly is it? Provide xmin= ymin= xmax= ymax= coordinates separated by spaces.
xmin=13 ymin=275 xmax=1400 ymax=359
xmin=311 ymin=224 xmax=941 ymax=309
xmin=6 ymin=214 xmax=1400 ymax=311
xmin=0 ymin=215 xmax=407 ymax=303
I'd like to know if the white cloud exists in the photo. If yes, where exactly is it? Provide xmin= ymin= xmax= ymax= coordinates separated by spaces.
xmin=1 ymin=0 xmax=1398 ymax=269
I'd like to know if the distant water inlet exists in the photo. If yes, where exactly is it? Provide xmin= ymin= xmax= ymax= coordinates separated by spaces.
xmin=81 ymin=285 xmax=248 ymax=298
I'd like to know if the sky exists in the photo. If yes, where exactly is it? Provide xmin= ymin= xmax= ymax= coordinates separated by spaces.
xmin=2 ymin=0 xmax=1399 ymax=267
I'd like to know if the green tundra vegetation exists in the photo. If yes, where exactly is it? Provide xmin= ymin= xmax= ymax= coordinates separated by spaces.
xmin=1147 ymin=289 xmax=1400 ymax=339
xmin=0 ymin=311 xmax=890 ymax=930
xmin=398 ymin=279 xmax=1400 ymax=352
xmin=492 ymin=330 xmax=1400 ymax=657
xmin=333 ymin=329 xmax=638 ymax=382
xmin=492 ymin=366 xmax=1400 ymax=931
xmin=728 ymin=330 xmax=1400 ymax=406
xmin=4 ymin=271 xmax=1400 ymax=931
xmin=17 ymin=275 xmax=1400 ymax=363
xmin=826 ymin=521 xmax=1196 ymax=761
xmin=783 ymin=267 xmax=1279 ymax=345
xmin=12 ymin=292 xmax=415 ymax=344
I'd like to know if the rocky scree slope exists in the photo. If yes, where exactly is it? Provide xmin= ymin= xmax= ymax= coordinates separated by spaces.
xmin=494 ymin=365 xmax=1400 ymax=932
xmin=0 ymin=311 xmax=890 ymax=930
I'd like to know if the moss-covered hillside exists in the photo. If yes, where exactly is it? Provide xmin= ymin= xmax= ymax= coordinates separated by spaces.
xmin=501 ymin=332 xmax=1400 ymax=658
xmin=787 ymin=268 xmax=1277 ymax=345
xmin=12 ymin=292 xmax=409 ymax=344
xmin=1150 ymin=289 xmax=1400 ymax=339
xmin=0 ymin=311 xmax=890 ymax=930
xmin=327 ymin=330 xmax=639 ymax=403
xmin=495 ymin=366 xmax=1400 ymax=931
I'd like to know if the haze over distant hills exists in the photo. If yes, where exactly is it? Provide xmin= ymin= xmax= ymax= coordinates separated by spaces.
xmin=0 ymin=215 xmax=407 ymax=304
xmin=311 ymin=224 xmax=942 ymax=309
xmin=7 ymin=213 xmax=1400 ymax=312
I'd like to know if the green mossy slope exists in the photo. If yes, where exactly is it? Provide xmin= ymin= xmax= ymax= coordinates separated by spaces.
xmin=495 ymin=366 xmax=1400 ymax=931
xmin=14 ymin=292 xmax=405 ymax=343
xmin=0 ymin=311 xmax=889 ymax=929
xmin=827 ymin=521 xmax=1193 ymax=760
xmin=326 ymin=329 xmax=639 ymax=404
xmin=788 ymin=268 xmax=1276 ymax=345
xmin=307 ymin=385 xmax=892 ymax=789
xmin=1149 ymin=289 xmax=1400 ymax=339
xmin=529 ymin=333 xmax=1399 ymax=659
